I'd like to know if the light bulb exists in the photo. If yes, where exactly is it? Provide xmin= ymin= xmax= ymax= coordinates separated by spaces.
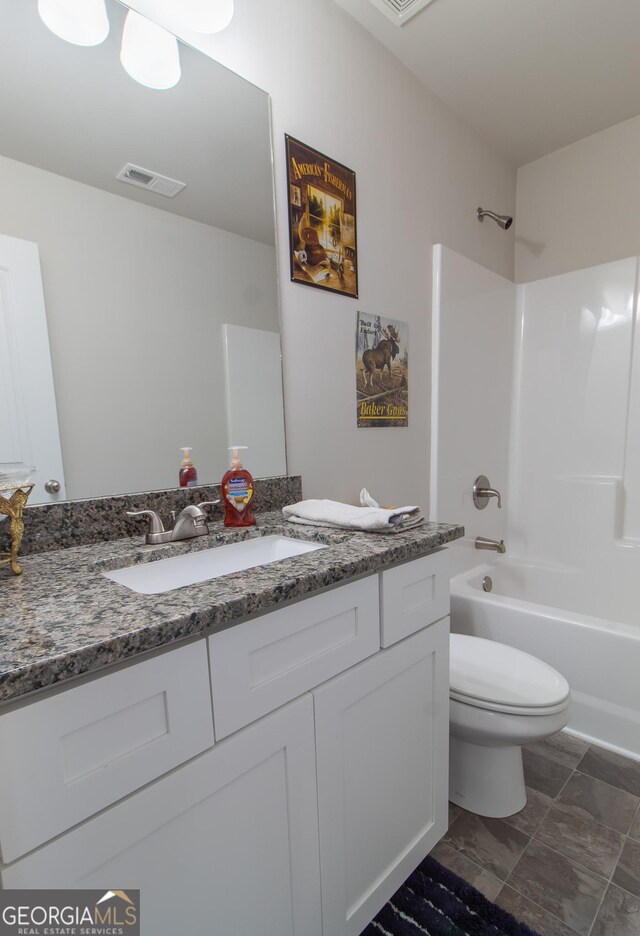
xmin=151 ymin=0 xmax=234 ymax=34
xmin=38 ymin=0 xmax=109 ymax=46
xmin=120 ymin=11 xmax=181 ymax=91
xmin=182 ymin=0 xmax=234 ymax=33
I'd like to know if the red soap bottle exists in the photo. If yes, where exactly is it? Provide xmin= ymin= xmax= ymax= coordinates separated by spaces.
xmin=179 ymin=447 xmax=198 ymax=488
xmin=221 ymin=446 xmax=256 ymax=528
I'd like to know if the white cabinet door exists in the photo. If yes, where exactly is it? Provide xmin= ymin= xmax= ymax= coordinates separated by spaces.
xmin=0 ymin=233 xmax=65 ymax=503
xmin=2 ymin=695 xmax=322 ymax=936
xmin=314 ymin=618 xmax=450 ymax=936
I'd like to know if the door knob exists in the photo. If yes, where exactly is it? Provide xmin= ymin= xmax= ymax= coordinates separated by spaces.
xmin=44 ymin=479 xmax=61 ymax=493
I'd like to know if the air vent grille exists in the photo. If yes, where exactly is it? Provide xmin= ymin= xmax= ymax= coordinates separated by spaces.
xmin=125 ymin=167 xmax=154 ymax=185
xmin=116 ymin=163 xmax=186 ymax=198
xmin=367 ymin=0 xmax=436 ymax=26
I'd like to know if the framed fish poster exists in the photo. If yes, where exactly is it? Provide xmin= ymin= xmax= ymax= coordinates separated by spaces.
xmin=356 ymin=312 xmax=408 ymax=427
xmin=285 ymin=135 xmax=358 ymax=298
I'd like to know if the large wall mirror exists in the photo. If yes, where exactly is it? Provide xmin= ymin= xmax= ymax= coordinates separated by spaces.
xmin=0 ymin=0 xmax=285 ymax=505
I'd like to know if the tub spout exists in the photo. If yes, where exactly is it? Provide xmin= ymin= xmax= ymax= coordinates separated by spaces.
xmin=475 ymin=536 xmax=506 ymax=554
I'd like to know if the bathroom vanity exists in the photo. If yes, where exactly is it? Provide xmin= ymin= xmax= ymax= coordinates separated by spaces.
xmin=0 ymin=512 xmax=461 ymax=936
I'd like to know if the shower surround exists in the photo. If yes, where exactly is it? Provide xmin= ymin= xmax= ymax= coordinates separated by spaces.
xmin=432 ymin=246 xmax=640 ymax=758
xmin=510 ymin=256 xmax=640 ymax=583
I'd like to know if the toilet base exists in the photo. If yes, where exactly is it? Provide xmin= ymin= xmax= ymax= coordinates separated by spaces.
xmin=449 ymin=736 xmax=527 ymax=818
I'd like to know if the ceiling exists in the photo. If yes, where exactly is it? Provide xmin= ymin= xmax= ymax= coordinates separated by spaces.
xmin=1 ymin=0 xmax=275 ymax=244
xmin=333 ymin=0 xmax=640 ymax=167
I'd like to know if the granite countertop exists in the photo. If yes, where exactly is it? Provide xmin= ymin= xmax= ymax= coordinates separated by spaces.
xmin=0 ymin=512 xmax=463 ymax=705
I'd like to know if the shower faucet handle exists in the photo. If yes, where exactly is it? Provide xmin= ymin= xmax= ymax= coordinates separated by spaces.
xmin=473 ymin=475 xmax=502 ymax=509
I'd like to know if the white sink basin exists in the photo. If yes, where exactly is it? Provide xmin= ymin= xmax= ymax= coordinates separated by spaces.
xmin=103 ymin=535 xmax=327 ymax=595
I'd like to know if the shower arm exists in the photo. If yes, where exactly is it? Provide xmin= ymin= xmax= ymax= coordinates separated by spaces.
xmin=477 ymin=207 xmax=513 ymax=230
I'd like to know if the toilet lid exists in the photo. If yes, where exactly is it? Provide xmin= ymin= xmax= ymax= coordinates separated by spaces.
xmin=450 ymin=634 xmax=570 ymax=709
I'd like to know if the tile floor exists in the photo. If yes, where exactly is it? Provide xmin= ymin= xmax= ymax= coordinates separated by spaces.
xmin=431 ymin=732 xmax=640 ymax=936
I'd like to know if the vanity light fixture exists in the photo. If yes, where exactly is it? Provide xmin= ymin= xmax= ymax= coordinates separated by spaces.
xmin=151 ymin=0 xmax=234 ymax=34
xmin=38 ymin=0 xmax=232 ymax=92
xmin=37 ymin=0 xmax=109 ymax=46
xmin=120 ymin=10 xmax=181 ymax=90
xmin=183 ymin=0 xmax=234 ymax=33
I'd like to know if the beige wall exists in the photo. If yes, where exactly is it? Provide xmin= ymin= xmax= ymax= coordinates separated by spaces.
xmin=124 ymin=0 xmax=517 ymax=509
xmin=516 ymin=114 xmax=640 ymax=283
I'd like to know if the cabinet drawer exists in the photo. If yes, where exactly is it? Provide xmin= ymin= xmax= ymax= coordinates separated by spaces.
xmin=0 ymin=640 xmax=214 ymax=863
xmin=380 ymin=550 xmax=450 ymax=646
xmin=210 ymin=576 xmax=380 ymax=739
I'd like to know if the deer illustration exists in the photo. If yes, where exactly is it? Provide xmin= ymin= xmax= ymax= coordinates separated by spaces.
xmin=362 ymin=324 xmax=400 ymax=390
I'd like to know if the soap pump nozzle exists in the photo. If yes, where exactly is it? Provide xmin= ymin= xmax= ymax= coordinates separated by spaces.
xmin=228 ymin=445 xmax=248 ymax=469
xmin=180 ymin=447 xmax=193 ymax=467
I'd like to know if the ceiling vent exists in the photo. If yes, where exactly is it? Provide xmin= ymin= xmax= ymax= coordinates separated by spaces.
xmin=367 ymin=0 xmax=436 ymax=26
xmin=116 ymin=163 xmax=186 ymax=198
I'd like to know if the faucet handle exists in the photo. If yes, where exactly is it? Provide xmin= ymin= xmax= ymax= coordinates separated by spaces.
xmin=197 ymin=500 xmax=220 ymax=512
xmin=126 ymin=509 xmax=165 ymax=534
xmin=473 ymin=475 xmax=502 ymax=509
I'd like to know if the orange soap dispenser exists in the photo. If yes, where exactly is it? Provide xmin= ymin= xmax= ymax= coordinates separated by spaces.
xmin=221 ymin=446 xmax=256 ymax=528
xmin=179 ymin=447 xmax=198 ymax=487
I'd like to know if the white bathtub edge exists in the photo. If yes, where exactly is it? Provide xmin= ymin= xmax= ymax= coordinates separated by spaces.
xmin=563 ymin=726 xmax=640 ymax=765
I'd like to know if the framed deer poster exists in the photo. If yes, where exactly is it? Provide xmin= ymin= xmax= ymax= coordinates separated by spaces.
xmin=356 ymin=313 xmax=408 ymax=427
xmin=285 ymin=135 xmax=358 ymax=298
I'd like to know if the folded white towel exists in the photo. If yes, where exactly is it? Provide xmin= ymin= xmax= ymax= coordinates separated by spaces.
xmin=282 ymin=499 xmax=425 ymax=533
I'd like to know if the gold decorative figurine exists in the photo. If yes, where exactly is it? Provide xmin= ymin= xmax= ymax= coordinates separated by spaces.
xmin=0 ymin=484 xmax=34 ymax=575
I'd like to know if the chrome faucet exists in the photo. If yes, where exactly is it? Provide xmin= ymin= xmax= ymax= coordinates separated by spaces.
xmin=475 ymin=536 xmax=506 ymax=554
xmin=473 ymin=475 xmax=502 ymax=509
xmin=127 ymin=501 xmax=220 ymax=545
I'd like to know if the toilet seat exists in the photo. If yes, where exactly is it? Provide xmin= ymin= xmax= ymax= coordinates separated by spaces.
xmin=450 ymin=690 xmax=570 ymax=717
xmin=450 ymin=634 xmax=570 ymax=716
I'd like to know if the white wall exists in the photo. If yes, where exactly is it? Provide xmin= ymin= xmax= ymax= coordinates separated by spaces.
xmin=516 ymin=114 xmax=640 ymax=283
xmin=431 ymin=246 xmax=515 ymax=574
xmin=0 ymin=155 xmax=279 ymax=499
xmin=127 ymin=0 xmax=516 ymax=508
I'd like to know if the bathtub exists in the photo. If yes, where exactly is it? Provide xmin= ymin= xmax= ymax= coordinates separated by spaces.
xmin=450 ymin=560 xmax=640 ymax=760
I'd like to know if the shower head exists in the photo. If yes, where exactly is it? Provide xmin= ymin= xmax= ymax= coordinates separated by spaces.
xmin=477 ymin=207 xmax=513 ymax=230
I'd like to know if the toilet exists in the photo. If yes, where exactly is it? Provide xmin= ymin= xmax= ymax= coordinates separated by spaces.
xmin=449 ymin=634 xmax=571 ymax=818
